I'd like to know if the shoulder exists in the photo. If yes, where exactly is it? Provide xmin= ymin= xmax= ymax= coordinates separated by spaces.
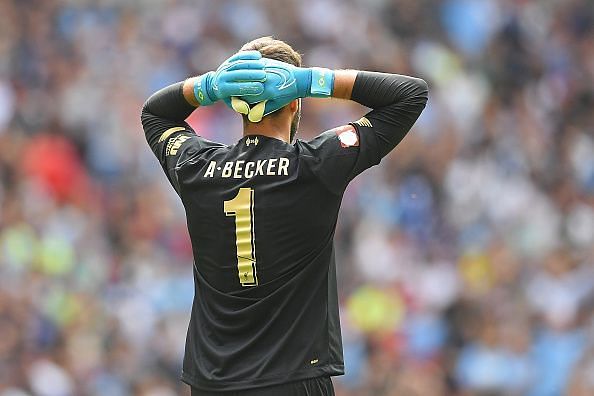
xmin=173 ymin=134 xmax=229 ymax=168
xmin=296 ymin=125 xmax=360 ymax=160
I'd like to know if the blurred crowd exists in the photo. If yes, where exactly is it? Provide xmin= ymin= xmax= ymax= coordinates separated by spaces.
xmin=1 ymin=0 xmax=594 ymax=395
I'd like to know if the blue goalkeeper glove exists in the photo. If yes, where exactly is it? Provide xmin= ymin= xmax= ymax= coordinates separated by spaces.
xmin=226 ymin=59 xmax=335 ymax=122
xmin=193 ymin=51 xmax=267 ymax=106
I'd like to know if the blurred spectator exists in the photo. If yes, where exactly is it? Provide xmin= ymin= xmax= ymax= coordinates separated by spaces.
xmin=1 ymin=0 xmax=593 ymax=395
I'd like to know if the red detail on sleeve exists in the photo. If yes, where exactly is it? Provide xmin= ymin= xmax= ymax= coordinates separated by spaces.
xmin=332 ymin=125 xmax=359 ymax=147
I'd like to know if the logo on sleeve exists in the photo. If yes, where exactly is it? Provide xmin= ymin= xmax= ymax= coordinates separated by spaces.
xmin=166 ymin=134 xmax=191 ymax=156
xmin=159 ymin=126 xmax=186 ymax=143
xmin=334 ymin=125 xmax=359 ymax=148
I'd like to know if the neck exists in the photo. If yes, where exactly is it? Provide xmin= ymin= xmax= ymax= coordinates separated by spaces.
xmin=243 ymin=118 xmax=290 ymax=143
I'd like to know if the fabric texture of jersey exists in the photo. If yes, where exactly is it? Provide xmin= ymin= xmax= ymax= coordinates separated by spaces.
xmin=140 ymin=72 xmax=428 ymax=392
xmin=142 ymin=114 xmax=379 ymax=391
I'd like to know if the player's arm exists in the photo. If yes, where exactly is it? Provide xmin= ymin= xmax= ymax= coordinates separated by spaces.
xmin=332 ymin=70 xmax=429 ymax=157
xmin=140 ymin=51 xmax=268 ymax=192
xmin=141 ymin=50 xmax=267 ymax=150
xmin=234 ymin=59 xmax=428 ymax=136
xmin=297 ymin=69 xmax=428 ymax=194
xmin=140 ymin=80 xmax=205 ymax=194
xmin=141 ymin=81 xmax=196 ymax=150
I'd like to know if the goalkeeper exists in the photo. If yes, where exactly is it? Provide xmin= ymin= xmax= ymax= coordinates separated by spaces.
xmin=141 ymin=37 xmax=428 ymax=395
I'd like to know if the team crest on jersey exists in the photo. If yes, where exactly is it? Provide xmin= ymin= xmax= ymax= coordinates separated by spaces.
xmin=334 ymin=125 xmax=359 ymax=148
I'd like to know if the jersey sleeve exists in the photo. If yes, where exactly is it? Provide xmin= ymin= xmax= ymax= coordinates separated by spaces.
xmin=141 ymin=108 xmax=205 ymax=194
xmin=304 ymin=72 xmax=428 ymax=195
xmin=300 ymin=119 xmax=382 ymax=195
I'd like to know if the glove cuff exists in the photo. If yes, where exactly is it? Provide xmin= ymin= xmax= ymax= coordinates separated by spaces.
xmin=194 ymin=72 xmax=216 ymax=106
xmin=309 ymin=67 xmax=334 ymax=97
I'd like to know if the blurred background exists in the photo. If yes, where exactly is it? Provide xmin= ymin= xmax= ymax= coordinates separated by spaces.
xmin=1 ymin=0 xmax=594 ymax=395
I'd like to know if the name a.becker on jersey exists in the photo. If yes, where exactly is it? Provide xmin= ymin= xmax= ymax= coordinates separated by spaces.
xmin=203 ymin=157 xmax=290 ymax=178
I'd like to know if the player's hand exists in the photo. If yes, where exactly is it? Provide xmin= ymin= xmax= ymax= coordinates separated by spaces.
xmin=193 ymin=51 xmax=267 ymax=106
xmin=226 ymin=59 xmax=335 ymax=122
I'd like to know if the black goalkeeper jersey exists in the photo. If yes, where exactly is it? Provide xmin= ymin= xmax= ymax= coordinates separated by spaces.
xmin=141 ymin=72 xmax=428 ymax=391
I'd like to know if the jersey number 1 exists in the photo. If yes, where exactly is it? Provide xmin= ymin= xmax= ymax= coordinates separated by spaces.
xmin=224 ymin=188 xmax=258 ymax=286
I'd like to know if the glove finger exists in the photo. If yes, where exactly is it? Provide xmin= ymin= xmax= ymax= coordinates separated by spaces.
xmin=239 ymin=91 xmax=289 ymax=105
xmin=224 ymin=50 xmax=262 ymax=63
xmin=248 ymin=101 xmax=267 ymax=123
xmin=222 ymin=69 xmax=267 ymax=83
xmin=263 ymin=99 xmax=292 ymax=117
xmin=225 ymin=59 xmax=266 ymax=71
xmin=231 ymin=97 xmax=250 ymax=115
xmin=260 ymin=58 xmax=288 ymax=67
xmin=226 ymin=82 xmax=264 ymax=96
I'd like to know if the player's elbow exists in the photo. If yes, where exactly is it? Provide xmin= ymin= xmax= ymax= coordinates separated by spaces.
xmin=140 ymin=98 xmax=159 ymax=134
xmin=410 ymin=77 xmax=429 ymax=106
xmin=140 ymin=103 xmax=148 ymax=120
xmin=140 ymin=105 xmax=151 ymax=129
xmin=141 ymin=93 xmax=155 ymax=119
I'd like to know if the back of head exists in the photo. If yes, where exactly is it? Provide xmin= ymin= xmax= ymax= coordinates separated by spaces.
xmin=240 ymin=37 xmax=302 ymax=68
xmin=239 ymin=37 xmax=303 ymax=140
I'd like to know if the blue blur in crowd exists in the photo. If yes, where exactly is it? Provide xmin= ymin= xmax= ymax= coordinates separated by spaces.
xmin=1 ymin=0 xmax=594 ymax=395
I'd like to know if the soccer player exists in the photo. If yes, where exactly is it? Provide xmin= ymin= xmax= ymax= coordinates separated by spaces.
xmin=141 ymin=37 xmax=428 ymax=395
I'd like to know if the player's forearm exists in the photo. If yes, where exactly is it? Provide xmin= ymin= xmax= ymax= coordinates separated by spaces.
xmin=141 ymin=81 xmax=197 ymax=123
xmin=183 ymin=78 xmax=201 ymax=107
xmin=350 ymin=72 xmax=428 ymax=110
xmin=331 ymin=70 xmax=358 ymax=100
xmin=345 ymin=71 xmax=428 ymax=156
xmin=331 ymin=70 xmax=428 ymax=106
